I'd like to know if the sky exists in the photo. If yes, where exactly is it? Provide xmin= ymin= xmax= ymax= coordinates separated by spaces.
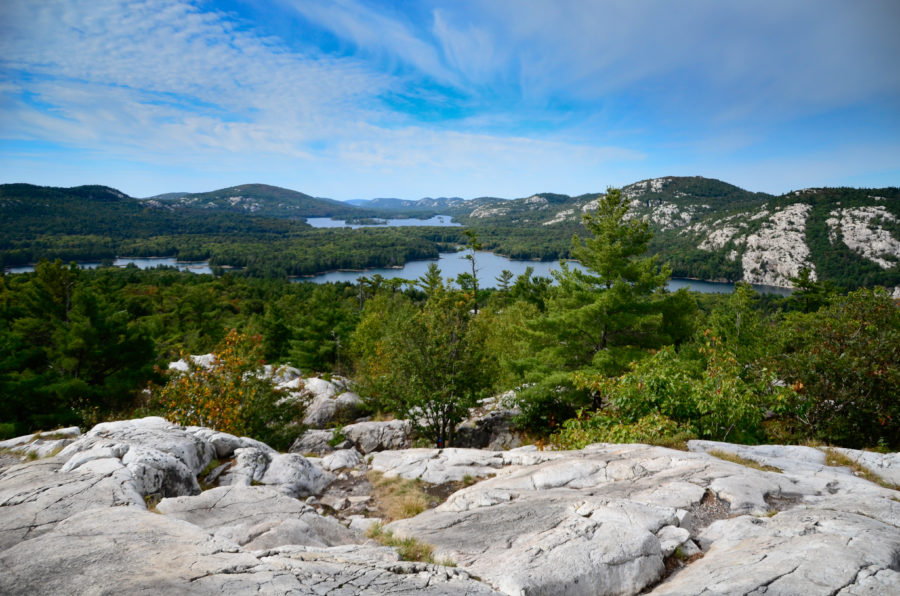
xmin=1 ymin=0 xmax=899 ymax=200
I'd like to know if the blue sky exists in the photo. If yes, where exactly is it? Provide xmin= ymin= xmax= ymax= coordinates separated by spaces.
xmin=1 ymin=0 xmax=899 ymax=200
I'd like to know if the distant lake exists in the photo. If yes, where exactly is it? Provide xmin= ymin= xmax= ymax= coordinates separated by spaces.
xmin=305 ymin=215 xmax=460 ymax=228
xmin=299 ymin=250 xmax=793 ymax=295
xmin=5 ymin=257 xmax=214 ymax=275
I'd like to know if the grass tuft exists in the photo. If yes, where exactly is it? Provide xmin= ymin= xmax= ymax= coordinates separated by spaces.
xmin=707 ymin=449 xmax=782 ymax=473
xmin=367 ymin=470 xmax=434 ymax=521
xmin=824 ymin=449 xmax=899 ymax=491
xmin=366 ymin=523 xmax=451 ymax=564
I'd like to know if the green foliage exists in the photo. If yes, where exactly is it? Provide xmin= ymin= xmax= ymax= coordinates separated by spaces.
xmin=575 ymin=339 xmax=775 ymax=444
xmin=0 ymin=261 xmax=158 ymax=433
xmin=350 ymin=284 xmax=488 ymax=446
xmin=787 ymin=267 xmax=837 ymax=313
xmin=552 ymin=411 xmax=694 ymax=450
xmin=151 ymin=330 xmax=300 ymax=450
xmin=510 ymin=187 xmax=693 ymax=430
xmin=704 ymin=282 xmax=776 ymax=367
xmin=775 ymin=288 xmax=900 ymax=448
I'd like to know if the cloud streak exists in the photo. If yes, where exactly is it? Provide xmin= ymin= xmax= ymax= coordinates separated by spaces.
xmin=0 ymin=0 xmax=897 ymax=197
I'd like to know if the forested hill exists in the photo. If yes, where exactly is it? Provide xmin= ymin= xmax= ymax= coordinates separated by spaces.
xmin=2 ymin=178 xmax=899 ymax=290
xmin=147 ymin=183 xmax=366 ymax=218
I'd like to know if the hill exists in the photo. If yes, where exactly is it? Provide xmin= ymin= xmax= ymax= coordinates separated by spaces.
xmin=155 ymin=183 xmax=365 ymax=218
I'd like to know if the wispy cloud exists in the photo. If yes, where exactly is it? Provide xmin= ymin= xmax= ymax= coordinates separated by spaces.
xmin=0 ymin=0 xmax=898 ymax=197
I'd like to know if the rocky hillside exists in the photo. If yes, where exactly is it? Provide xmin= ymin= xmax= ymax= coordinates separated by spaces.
xmin=1 ymin=417 xmax=898 ymax=595
xmin=440 ymin=177 xmax=900 ymax=289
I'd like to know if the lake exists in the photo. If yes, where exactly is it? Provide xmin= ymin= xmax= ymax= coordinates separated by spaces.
xmin=4 ymin=257 xmax=214 ymax=275
xmin=306 ymin=215 xmax=460 ymax=229
xmin=298 ymin=250 xmax=793 ymax=295
xmin=5 ymin=252 xmax=792 ymax=295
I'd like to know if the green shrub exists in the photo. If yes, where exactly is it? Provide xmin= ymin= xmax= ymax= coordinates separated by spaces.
xmin=776 ymin=288 xmax=900 ymax=448
xmin=573 ymin=339 xmax=779 ymax=444
xmin=151 ymin=330 xmax=301 ymax=450
xmin=552 ymin=411 xmax=695 ymax=450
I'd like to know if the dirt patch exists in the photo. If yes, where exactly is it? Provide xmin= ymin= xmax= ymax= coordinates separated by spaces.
xmin=764 ymin=492 xmax=802 ymax=513
xmin=689 ymin=489 xmax=733 ymax=531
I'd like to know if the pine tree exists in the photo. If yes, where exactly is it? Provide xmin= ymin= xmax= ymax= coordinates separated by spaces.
xmin=513 ymin=187 xmax=693 ymax=427
xmin=544 ymin=187 xmax=674 ymax=375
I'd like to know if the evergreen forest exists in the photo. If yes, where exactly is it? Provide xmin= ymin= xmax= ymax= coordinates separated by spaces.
xmin=2 ymin=188 xmax=898 ymax=453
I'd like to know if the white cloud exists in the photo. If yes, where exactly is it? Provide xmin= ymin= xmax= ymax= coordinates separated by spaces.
xmin=1 ymin=0 xmax=897 ymax=197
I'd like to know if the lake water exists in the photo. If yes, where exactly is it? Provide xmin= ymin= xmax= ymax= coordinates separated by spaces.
xmin=5 ymin=252 xmax=791 ymax=295
xmin=4 ymin=257 xmax=214 ymax=275
xmin=299 ymin=250 xmax=793 ymax=295
xmin=305 ymin=215 xmax=460 ymax=228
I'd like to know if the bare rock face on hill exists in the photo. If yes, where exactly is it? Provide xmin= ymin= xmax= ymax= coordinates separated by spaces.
xmin=1 ymin=418 xmax=899 ymax=595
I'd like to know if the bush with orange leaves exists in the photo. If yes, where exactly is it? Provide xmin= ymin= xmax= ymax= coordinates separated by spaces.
xmin=152 ymin=330 xmax=302 ymax=450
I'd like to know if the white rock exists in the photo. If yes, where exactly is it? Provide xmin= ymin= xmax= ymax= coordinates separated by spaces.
xmin=320 ymin=448 xmax=362 ymax=471
xmin=741 ymin=203 xmax=815 ymax=287
xmin=342 ymin=420 xmax=413 ymax=454
xmin=657 ymin=525 xmax=691 ymax=557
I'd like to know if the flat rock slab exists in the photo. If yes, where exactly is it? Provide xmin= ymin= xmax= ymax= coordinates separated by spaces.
xmin=0 ymin=457 xmax=144 ymax=551
xmin=157 ymin=485 xmax=359 ymax=550
xmin=0 ymin=506 xmax=498 ymax=595
xmin=342 ymin=420 xmax=413 ymax=454
xmin=3 ymin=420 xmax=899 ymax=596
xmin=387 ymin=443 xmax=900 ymax=596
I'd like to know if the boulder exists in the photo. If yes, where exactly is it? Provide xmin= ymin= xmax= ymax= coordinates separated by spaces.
xmin=342 ymin=419 xmax=413 ymax=454
xmin=259 ymin=364 xmax=302 ymax=385
xmin=453 ymin=392 xmax=524 ymax=450
xmin=219 ymin=448 xmax=333 ymax=498
xmin=289 ymin=428 xmax=336 ymax=455
xmin=275 ymin=377 xmax=363 ymax=428
xmin=304 ymin=391 xmax=363 ymax=428
xmin=320 ymin=448 xmax=362 ymax=471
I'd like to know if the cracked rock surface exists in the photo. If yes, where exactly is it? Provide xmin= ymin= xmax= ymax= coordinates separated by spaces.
xmin=2 ymin=419 xmax=898 ymax=595
xmin=0 ymin=418 xmax=495 ymax=595
xmin=385 ymin=443 xmax=900 ymax=596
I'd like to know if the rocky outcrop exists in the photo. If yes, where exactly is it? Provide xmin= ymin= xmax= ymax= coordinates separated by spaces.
xmin=156 ymin=484 xmax=358 ymax=550
xmin=0 ymin=426 xmax=80 ymax=459
xmin=742 ymin=203 xmax=815 ymax=287
xmin=453 ymin=392 xmax=523 ymax=450
xmin=289 ymin=428 xmax=337 ymax=455
xmin=276 ymin=376 xmax=363 ymax=428
xmin=826 ymin=206 xmax=900 ymax=269
xmin=0 ymin=418 xmax=493 ymax=595
xmin=386 ymin=443 xmax=900 ymax=596
xmin=0 ymin=506 xmax=497 ymax=595
xmin=2 ymin=419 xmax=898 ymax=595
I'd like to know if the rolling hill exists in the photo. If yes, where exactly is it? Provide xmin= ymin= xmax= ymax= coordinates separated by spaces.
xmin=149 ymin=183 xmax=366 ymax=218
